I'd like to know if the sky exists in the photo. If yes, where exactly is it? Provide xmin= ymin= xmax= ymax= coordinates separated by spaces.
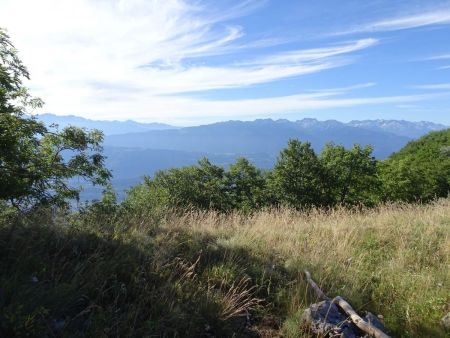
xmin=1 ymin=0 xmax=450 ymax=126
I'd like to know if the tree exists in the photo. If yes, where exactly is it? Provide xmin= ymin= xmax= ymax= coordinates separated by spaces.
xmin=148 ymin=158 xmax=230 ymax=211
xmin=320 ymin=143 xmax=379 ymax=206
xmin=440 ymin=146 xmax=450 ymax=157
xmin=226 ymin=157 xmax=267 ymax=211
xmin=377 ymin=159 xmax=430 ymax=202
xmin=0 ymin=28 xmax=110 ymax=209
xmin=379 ymin=129 xmax=450 ymax=202
xmin=268 ymin=139 xmax=327 ymax=208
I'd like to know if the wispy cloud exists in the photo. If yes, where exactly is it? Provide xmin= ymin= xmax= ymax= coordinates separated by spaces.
xmin=306 ymin=82 xmax=376 ymax=94
xmin=1 ymin=0 xmax=447 ymax=124
xmin=414 ymin=83 xmax=450 ymax=90
xmin=40 ymin=85 xmax=447 ymax=125
xmin=415 ymin=53 xmax=450 ymax=69
xmin=429 ymin=53 xmax=450 ymax=60
xmin=0 ymin=0 xmax=380 ymax=118
xmin=241 ymin=39 xmax=378 ymax=65
xmin=138 ymin=39 xmax=378 ymax=94
xmin=335 ymin=7 xmax=450 ymax=35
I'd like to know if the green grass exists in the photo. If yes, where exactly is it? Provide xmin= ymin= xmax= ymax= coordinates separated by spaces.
xmin=0 ymin=200 xmax=449 ymax=337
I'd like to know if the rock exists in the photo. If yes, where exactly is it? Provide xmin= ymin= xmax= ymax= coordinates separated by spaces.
xmin=302 ymin=300 xmax=388 ymax=338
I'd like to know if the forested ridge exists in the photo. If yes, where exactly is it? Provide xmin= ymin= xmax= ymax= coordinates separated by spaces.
xmin=123 ymin=130 xmax=450 ymax=214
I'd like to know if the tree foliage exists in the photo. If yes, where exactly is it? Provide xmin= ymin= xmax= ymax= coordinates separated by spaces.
xmin=267 ymin=140 xmax=327 ymax=208
xmin=320 ymin=143 xmax=379 ymax=206
xmin=0 ymin=28 xmax=110 ymax=209
xmin=226 ymin=157 xmax=267 ymax=211
xmin=379 ymin=129 xmax=450 ymax=202
xmin=126 ymin=130 xmax=450 ymax=213
xmin=141 ymin=158 xmax=230 ymax=211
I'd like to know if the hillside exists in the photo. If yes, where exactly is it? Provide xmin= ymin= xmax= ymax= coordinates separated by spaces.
xmin=1 ymin=201 xmax=448 ymax=337
xmin=104 ymin=119 xmax=412 ymax=159
xmin=380 ymin=129 xmax=450 ymax=202
xmin=78 ymin=146 xmax=275 ymax=201
xmin=33 ymin=116 xmax=448 ymax=202
xmin=36 ymin=115 xmax=447 ymax=159
xmin=389 ymin=128 xmax=450 ymax=160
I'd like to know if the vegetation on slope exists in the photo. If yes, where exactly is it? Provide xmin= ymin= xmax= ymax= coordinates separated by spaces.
xmin=380 ymin=129 xmax=450 ymax=202
xmin=126 ymin=132 xmax=450 ymax=213
xmin=1 ymin=200 xmax=449 ymax=337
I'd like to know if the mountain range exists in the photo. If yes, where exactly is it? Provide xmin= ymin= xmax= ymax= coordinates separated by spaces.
xmin=35 ymin=113 xmax=175 ymax=135
xmin=104 ymin=118 xmax=444 ymax=159
xmin=37 ymin=114 xmax=447 ymax=200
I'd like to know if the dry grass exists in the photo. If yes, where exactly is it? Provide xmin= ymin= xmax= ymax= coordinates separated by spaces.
xmin=1 ymin=200 xmax=449 ymax=337
xmin=160 ymin=200 xmax=450 ymax=336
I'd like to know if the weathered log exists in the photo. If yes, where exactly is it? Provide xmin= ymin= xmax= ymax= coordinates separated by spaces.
xmin=303 ymin=270 xmax=390 ymax=338
xmin=304 ymin=270 xmax=329 ymax=300
xmin=333 ymin=296 xmax=390 ymax=338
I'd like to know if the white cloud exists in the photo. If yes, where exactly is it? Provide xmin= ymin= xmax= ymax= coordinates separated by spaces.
xmin=414 ymin=83 xmax=450 ymax=90
xmin=305 ymin=82 xmax=376 ymax=94
xmin=0 ymin=0 xmax=384 ymax=122
xmin=39 ymin=85 xmax=446 ymax=125
xmin=429 ymin=54 xmax=450 ymax=60
xmin=335 ymin=7 xmax=450 ymax=35
xmin=239 ymin=39 xmax=378 ymax=66
xmin=136 ymin=39 xmax=377 ymax=94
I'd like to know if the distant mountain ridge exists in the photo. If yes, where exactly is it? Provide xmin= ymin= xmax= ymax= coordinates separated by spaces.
xmin=347 ymin=119 xmax=446 ymax=139
xmin=36 ymin=114 xmax=448 ymax=201
xmin=104 ymin=118 xmax=447 ymax=159
xmin=36 ymin=114 xmax=447 ymax=140
xmin=35 ymin=113 xmax=176 ymax=135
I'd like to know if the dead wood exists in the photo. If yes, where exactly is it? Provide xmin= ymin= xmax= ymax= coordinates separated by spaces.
xmin=303 ymin=270 xmax=390 ymax=338
xmin=333 ymin=296 xmax=390 ymax=338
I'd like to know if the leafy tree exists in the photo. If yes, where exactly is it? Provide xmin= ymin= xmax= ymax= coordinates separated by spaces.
xmin=379 ymin=129 xmax=450 ymax=202
xmin=195 ymin=158 xmax=229 ymax=210
xmin=441 ymin=146 xmax=450 ymax=157
xmin=268 ymin=139 xmax=327 ymax=208
xmin=378 ymin=159 xmax=430 ymax=202
xmin=226 ymin=157 xmax=267 ymax=211
xmin=0 ymin=28 xmax=110 ymax=209
xmin=320 ymin=143 xmax=379 ymax=206
xmin=147 ymin=158 xmax=229 ymax=211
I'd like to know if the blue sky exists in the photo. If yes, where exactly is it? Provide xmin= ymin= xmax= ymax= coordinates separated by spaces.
xmin=1 ymin=0 xmax=450 ymax=125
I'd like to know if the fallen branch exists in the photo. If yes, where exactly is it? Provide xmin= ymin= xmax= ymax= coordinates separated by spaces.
xmin=304 ymin=270 xmax=329 ymax=301
xmin=303 ymin=270 xmax=390 ymax=338
xmin=333 ymin=296 xmax=390 ymax=338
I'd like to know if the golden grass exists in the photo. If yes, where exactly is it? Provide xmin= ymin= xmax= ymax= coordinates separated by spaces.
xmin=159 ymin=200 xmax=450 ymax=336
xmin=1 ymin=200 xmax=448 ymax=337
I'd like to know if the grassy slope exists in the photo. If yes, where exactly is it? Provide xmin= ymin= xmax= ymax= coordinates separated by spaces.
xmin=1 ymin=201 xmax=449 ymax=337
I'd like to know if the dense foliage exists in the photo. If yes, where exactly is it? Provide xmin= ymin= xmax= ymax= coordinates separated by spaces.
xmin=380 ymin=129 xmax=450 ymax=202
xmin=0 ymin=29 xmax=110 ymax=209
xmin=125 ymin=130 xmax=449 ymax=212
xmin=268 ymin=140 xmax=328 ymax=207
